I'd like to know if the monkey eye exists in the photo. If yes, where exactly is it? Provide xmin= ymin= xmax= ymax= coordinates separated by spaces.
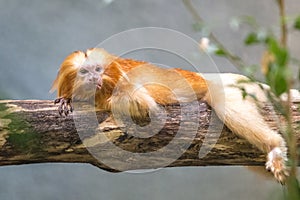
xmin=95 ymin=67 xmax=102 ymax=73
xmin=79 ymin=68 xmax=89 ymax=74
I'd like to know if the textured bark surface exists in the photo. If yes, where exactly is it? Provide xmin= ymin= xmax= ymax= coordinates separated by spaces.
xmin=0 ymin=100 xmax=299 ymax=172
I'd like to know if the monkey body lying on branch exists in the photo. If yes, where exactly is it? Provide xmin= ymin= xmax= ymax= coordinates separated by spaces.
xmin=51 ymin=48 xmax=294 ymax=183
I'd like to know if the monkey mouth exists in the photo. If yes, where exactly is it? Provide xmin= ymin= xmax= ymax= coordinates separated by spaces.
xmin=86 ymin=82 xmax=102 ymax=90
xmin=96 ymin=83 xmax=102 ymax=90
xmin=82 ymin=83 xmax=101 ymax=91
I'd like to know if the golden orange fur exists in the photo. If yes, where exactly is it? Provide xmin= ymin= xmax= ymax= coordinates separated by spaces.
xmin=52 ymin=48 xmax=296 ymax=183
xmin=52 ymin=48 xmax=207 ymax=112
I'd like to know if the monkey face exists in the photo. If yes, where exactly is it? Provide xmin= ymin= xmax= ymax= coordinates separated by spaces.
xmin=76 ymin=65 xmax=103 ymax=92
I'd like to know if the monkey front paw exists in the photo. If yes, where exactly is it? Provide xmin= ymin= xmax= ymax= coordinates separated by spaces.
xmin=265 ymin=147 xmax=289 ymax=184
xmin=54 ymin=97 xmax=73 ymax=116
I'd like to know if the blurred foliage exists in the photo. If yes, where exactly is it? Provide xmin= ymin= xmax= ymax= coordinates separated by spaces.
xmin=294 ymin=16 xmax=300 ymax=30
xmin=184 ymin=0 xmax=300 ymax=199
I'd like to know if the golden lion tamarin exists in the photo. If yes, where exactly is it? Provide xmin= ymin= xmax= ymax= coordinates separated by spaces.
xmin=52 ymin=48 xmax=291 ymax=183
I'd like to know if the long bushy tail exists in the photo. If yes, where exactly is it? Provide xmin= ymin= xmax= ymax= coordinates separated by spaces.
xmin=202 ymin=73 xmax=288 ymax=183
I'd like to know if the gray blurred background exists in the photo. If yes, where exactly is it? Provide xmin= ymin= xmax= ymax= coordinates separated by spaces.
xmin=0 ymin=0 xmax=299 ymax=199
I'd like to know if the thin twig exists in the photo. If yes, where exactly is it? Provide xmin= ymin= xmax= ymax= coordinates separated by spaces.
xmin=277 ymin=0 xmax=298 ymax=182
xmin=278 ymin=0 xmax=288 ymax=47
xmin=182 ymin=0 xmax=245 ymax=70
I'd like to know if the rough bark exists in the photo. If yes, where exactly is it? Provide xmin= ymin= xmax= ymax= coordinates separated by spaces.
xmin=0 ymin=100 xmax=299 ymax=172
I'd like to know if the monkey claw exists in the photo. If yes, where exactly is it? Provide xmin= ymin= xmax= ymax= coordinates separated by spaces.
xmin=54 ymin=97 xmax=73 ymax=116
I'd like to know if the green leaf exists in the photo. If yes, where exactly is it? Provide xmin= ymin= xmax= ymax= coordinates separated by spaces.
xmin=214 ymin=48 xmax=226 ymax=56
xmin=264 ymin=37 xmax=290 ymax=96
xmin=267 ymin=38 xmax=288 ymax=66
xmin=244 ymin=32 xmax=260 ymax=45
xmin=276 ymin=49 xmax=288 ymax=66
xmin=273 ymin=69 xmax=288 ymax=96
xmin=294 ymin=16 xmax=300 ymax=30
xmin=241 ymin=88 xmax=247 ymax=99
xmin=266 ymin=63 xmax=289 ymax=97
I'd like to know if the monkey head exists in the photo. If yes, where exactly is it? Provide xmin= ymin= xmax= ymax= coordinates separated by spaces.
xmin=71 ymin=48 xmax=110 ymax=99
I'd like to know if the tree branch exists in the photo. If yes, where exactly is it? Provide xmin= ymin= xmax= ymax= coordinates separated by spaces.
xmin=0 ymin=100 xmax=299 ymax=172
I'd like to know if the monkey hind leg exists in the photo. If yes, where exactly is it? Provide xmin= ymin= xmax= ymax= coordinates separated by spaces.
xmin=108 ymin=77 xmax=160 ymax=126
xmin=203 ymin=73 xmax=289 ymax=183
